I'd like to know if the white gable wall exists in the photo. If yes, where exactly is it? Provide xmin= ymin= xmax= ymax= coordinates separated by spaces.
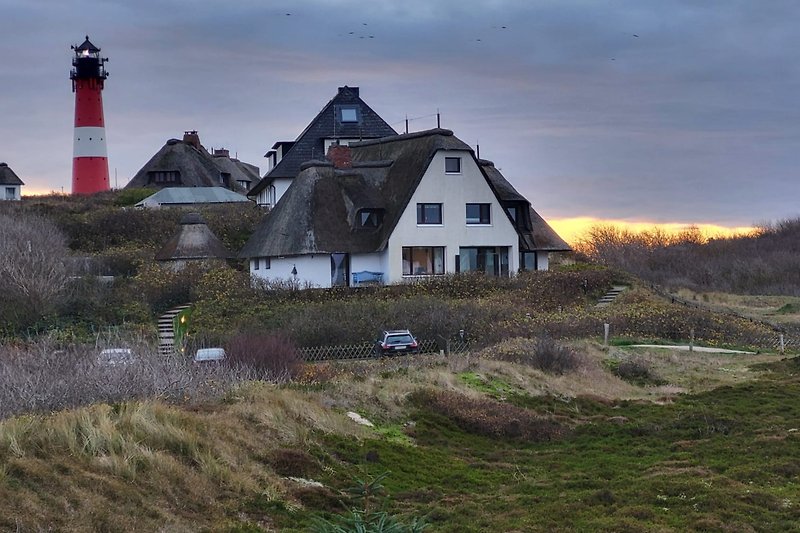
xmin=251 ymin=255 xmax=332 ymax=288
xmin=384 ymin=150 xmax=519 ymax=283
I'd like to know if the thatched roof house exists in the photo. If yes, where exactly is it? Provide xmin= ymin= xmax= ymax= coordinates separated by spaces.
xmin=240 ymin=128 xmax=569 ymax=286
xmin=125 ymin=131 xmax=259 ymax=193
xmin=0 ymin=163 xmax=24 ymax=201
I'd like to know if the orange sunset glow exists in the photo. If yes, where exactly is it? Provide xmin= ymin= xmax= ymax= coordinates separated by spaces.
xmin=547 ymin=217 xmax=757 ymax=246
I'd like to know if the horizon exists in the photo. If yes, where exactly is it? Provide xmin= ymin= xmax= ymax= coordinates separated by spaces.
xmin=3 ymin=1 xmax=800 ymax=232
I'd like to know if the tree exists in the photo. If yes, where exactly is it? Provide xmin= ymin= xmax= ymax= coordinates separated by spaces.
xmin=0 ymin=212 xmax=70 ymax=331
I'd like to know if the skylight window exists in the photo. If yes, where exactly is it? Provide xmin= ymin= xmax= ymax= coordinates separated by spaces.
xmin=340 ymin=107 xmax=358 ymax=123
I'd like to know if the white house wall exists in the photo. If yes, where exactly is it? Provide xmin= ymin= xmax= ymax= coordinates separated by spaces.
xmin=351 ymin=252 xmax=388 ymax=282
xmin=251 ymin=255 xmax=332 ymax=288
xmin=385 ymin=149 xmax=519 ymax=283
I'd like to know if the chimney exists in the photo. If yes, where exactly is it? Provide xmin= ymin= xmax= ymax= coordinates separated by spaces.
xmin=338 ymin=86 xmax=359 ymax=97
xmin=213 ymin=148 xmax=230 ymax=158
xmin=183 ymin=130 xmax=201 ymax=150
xmin=326 ymin=144 xmax=352 ymax=169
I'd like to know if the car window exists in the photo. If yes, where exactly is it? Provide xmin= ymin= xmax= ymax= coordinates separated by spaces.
xmin=386 ymin=334 xmax=413 ymax=344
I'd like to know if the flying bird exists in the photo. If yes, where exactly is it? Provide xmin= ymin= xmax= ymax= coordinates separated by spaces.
xmin=633 ymin=34 xmax=639 ymax=37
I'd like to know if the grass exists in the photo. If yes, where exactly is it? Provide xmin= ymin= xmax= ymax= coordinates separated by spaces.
xmin=0 ymin=347 xmax=797 ymax=531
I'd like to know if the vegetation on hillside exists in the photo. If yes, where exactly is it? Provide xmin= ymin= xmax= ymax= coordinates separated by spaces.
xmin=0 ymin=345 xmax=797 ymax=531
xmin=575 ymin=219 xmax=800 ymax=295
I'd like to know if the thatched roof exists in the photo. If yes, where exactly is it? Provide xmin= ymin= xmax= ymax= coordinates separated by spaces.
xmin=0 ymin=163 xmax=23 ymax=186
xmin=125 ymin=134 xmax=258 ymax=192
xmin=155 ymin=213 xmax=232 ymax=261
xmin=248 ymin=86 xmax=396 ymax=197
xmin=480 ymin=160 xmax=571 ymax=252
xmin=241 ymin=129 xmax=468 ymax=258
xmin=241 ymin=128 xmax=570 ymax=259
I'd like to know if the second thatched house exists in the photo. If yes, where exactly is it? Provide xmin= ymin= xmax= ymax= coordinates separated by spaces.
xmin=125 ymin=131 xmax=260 ymax=193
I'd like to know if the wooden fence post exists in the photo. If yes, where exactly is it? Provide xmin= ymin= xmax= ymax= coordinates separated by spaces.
xmin=780 ymin=333 xmax=785 ymax=354
xmin=604 ymin=323 xmax=610 ymax=347
xmin=690 ymin=328 xmax=695 ymax=353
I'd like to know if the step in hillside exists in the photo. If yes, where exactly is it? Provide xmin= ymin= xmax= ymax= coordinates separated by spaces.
xmin=157 ymin=305 xmax=190 ymax=355
xmin=596 ymin=286 xmax=629 ymax=307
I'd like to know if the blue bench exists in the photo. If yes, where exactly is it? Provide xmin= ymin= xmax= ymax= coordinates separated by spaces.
xmin=352 ymin=271 xmax=384 ymax=286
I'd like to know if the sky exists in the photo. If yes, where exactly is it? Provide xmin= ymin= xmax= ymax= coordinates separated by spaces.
xmin=2 ymin=0 xmax=799 ymax=238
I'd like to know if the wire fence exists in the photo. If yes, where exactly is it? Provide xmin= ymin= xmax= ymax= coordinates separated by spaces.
xmin=298 ymin=338 xmax=471 ymax=362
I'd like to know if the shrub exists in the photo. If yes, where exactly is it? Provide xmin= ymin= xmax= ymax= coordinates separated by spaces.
xmin=413 ymin=389 xmax=565 ymax=441
xmin=612 ymin=358 xmax=663 ymax=386
xmin=224 ymin=333 xmax=302 ymax=381
xmin=530 ymin=337 xmax=586 ymax=374
xmin=483 ymin=337 xmax=586 ymax=375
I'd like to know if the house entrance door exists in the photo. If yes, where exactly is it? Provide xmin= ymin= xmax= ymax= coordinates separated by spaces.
xmin=331 ymin=253 xmax=350 ymax=287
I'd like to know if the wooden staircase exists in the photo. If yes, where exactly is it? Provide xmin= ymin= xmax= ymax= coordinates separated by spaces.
xmin=596 ymin=286 xmax=628 ymax=307
xmin=158 ymin=305 xmax=190 ymax=355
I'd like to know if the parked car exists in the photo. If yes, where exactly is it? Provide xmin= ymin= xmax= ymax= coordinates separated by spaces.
xmin=374 ymin=330 xmax=419 ymax=356
xmin=97 ymin=348 xmax=135 ymax=366
xmin=193 ymin=347 xmax=226 ymax=363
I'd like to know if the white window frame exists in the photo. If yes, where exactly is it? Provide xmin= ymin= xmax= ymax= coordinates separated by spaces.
xmin=445 ymin=157 xmax=462 ymax=174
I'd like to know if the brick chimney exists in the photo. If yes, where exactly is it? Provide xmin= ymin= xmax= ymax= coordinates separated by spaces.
xmin=183 ymin=130 xmax=202 ymax=150
xmin=327 ymin=144 xmax=352 ymax=169
xmin=213 ymin=148 xmax=230 ymax=158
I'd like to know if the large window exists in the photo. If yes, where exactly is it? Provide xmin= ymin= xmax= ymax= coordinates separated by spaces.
xmin=416 ymin=203 xmax=443 ymax=225
xmin=520 ymin=252 xmax=537 ymax=272
xmin=5 ymin=187 xmax=14 ymax=200
xmin=466 ymin=203 xmax=491 ymax=225
xmin=403 ymin=247 xmax=445 ymax=276
xmin=458 ymin=247 xmax=509 ymax=277
xmin=445 ymin=157 xmax=461 ymax=174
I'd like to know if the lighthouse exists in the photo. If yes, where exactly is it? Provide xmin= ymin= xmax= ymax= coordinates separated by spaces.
xmin=70 ymin=36 xmax=110 ymax=194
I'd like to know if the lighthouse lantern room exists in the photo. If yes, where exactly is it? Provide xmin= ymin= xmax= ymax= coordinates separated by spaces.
xmin=70 ymin=36 xmax=110 ymax=194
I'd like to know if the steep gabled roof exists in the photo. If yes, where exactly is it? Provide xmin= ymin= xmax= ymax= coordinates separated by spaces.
xmin=0 ymin=163 xmax=24 ymax=186
xmin=155 ymin=213 xmax=232 ymax=261
xmin=480 ymin=160 xmax=571 ymax=252
xmin=248 ymin=86 xmax=396 ymax=197
xmin=125 ymin=136 xmax=256 ymax=192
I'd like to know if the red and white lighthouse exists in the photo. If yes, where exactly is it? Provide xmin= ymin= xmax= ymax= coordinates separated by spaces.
xmin=70 ymin=36 xmax=110 ymax=194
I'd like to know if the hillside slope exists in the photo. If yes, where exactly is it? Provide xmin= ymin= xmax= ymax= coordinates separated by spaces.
xmin=1 ymin=345 xmax=797 ymax=532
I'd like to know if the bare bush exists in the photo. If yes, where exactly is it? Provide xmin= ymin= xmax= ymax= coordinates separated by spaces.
xmin=575 ymin=220 xmax=800 ymax=295
xmin=0 ymin=212 xmax=70 ymax=331
xmin=225 ymin=333 xmax=302 ymax=381
xmin=0 ymin=335 xmax=262 ymax=420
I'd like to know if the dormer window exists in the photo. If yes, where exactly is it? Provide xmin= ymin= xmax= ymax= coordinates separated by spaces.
xmin=220 ymin=172 xmax=231 ymax=186
xmin=148 ymin=170 xmax=180 ymax=184
xmin=358 ymin=209 xmax=383 ymax=228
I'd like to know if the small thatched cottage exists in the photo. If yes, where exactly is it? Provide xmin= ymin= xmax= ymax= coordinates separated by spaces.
xmin=155 ymin=213 xmax=232 ymax=270
xmin=125 ymin=131 xmax=260 ymax=193
xmin=0 ymin=163 xmax=24 ymax=200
